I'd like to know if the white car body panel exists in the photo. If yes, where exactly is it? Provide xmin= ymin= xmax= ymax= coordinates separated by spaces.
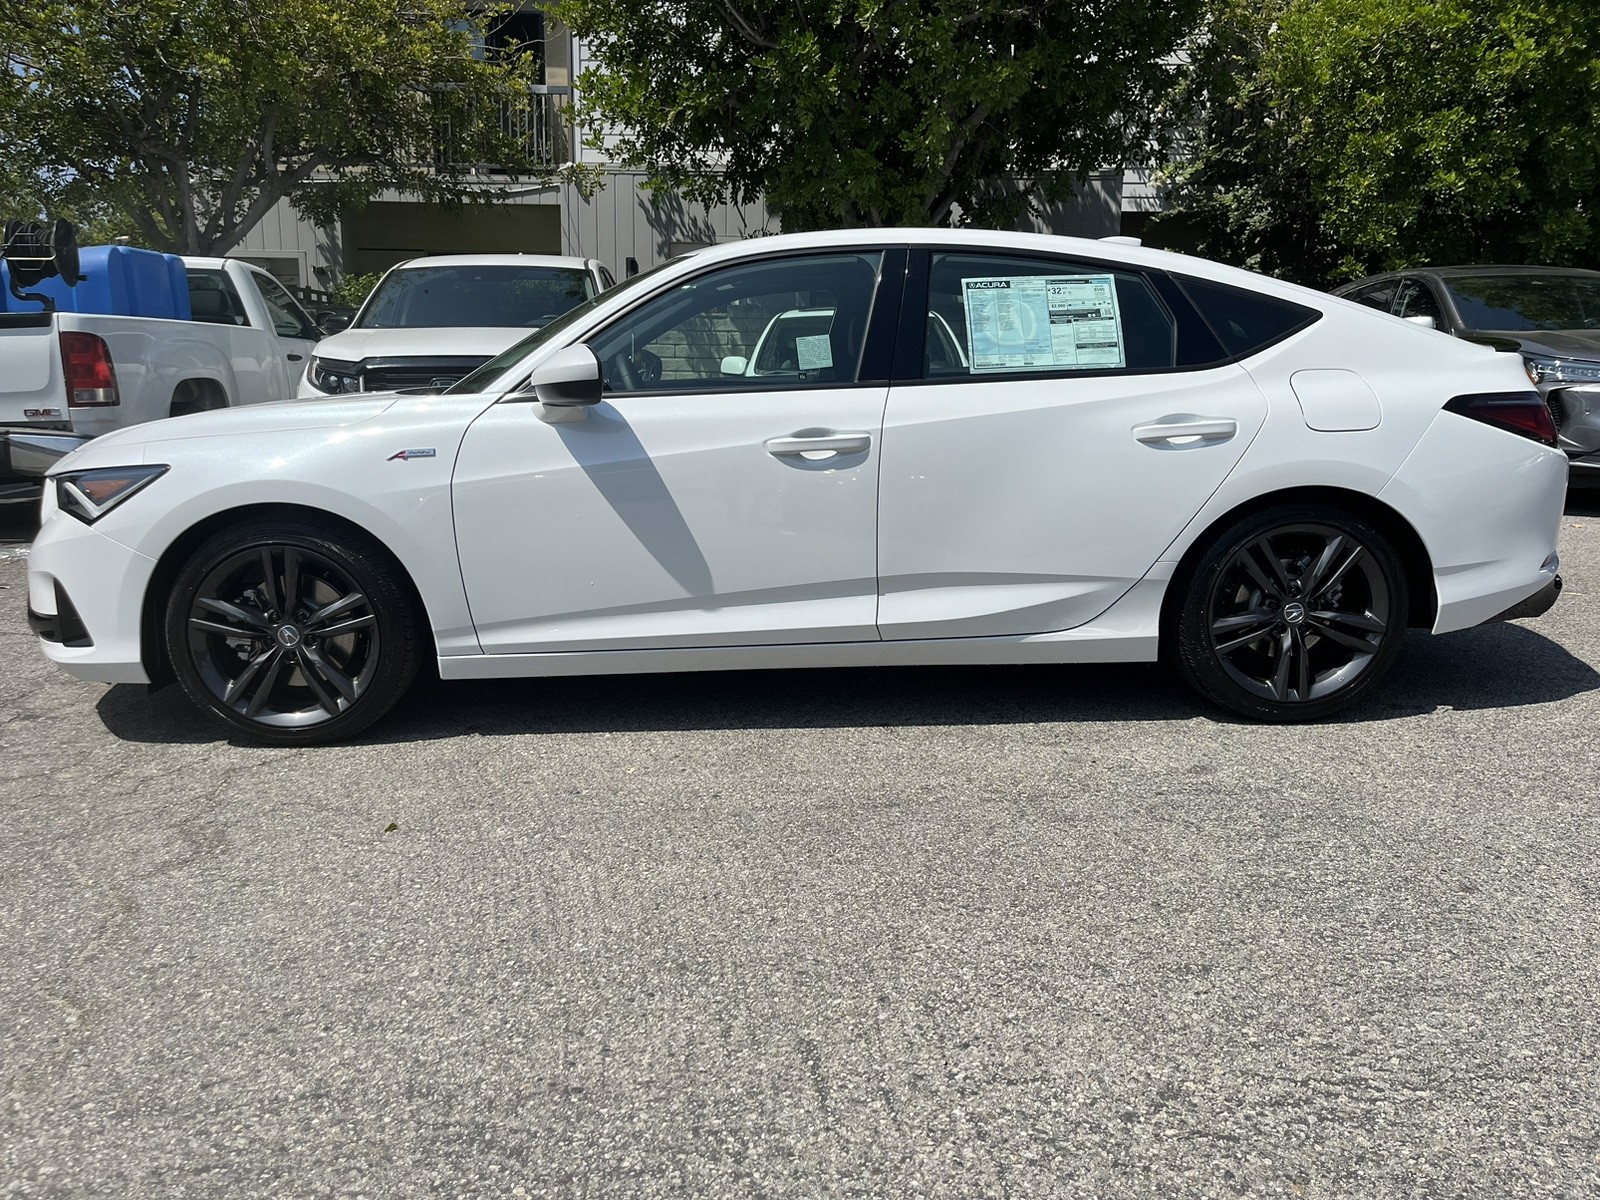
xmin=877 ymin=363 xmax=1267 ymax=638
xmin=453 ymin=386 xmax=886 ymax=651
xmin=305 ymin=325 xmax=526 ymax=366
xmin=27 ymin=227 xmax=1567 ymax=720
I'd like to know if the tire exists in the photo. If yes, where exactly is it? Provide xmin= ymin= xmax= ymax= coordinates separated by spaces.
xmin=1173 ymin=504 xmax=1409 ymax=722
xmin=163 ymin=518 xmax=422 ymax=744
xmin=169 ymin=380 xmax=222 ymax=419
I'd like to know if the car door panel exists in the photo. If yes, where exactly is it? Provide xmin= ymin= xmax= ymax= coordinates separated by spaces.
xmin=877 ymin=365 xmax=1266 ymax=640
xmin=454 ymin=388 xmax=888 ymax=653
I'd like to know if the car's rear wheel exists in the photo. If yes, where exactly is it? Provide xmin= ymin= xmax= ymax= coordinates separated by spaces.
xmin=1174 ymin=505 xmax=1409 ymax=721
xmin=164 ymin=519 xmax=421 ymax=744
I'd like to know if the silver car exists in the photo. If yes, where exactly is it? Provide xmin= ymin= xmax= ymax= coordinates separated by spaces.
xmin=1336 ymin=266 xmax=1600 ymax=484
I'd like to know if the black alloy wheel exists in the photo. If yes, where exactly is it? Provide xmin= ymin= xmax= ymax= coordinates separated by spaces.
xmin=165 ymin=519 xmax=420 ymax=744
xmin=1175 ymin=505 xmax=1409 ymax=721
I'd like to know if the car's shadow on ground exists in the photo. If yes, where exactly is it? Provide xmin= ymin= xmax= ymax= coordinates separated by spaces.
xmin=96 ymin=621 xmax=1598 ymax=747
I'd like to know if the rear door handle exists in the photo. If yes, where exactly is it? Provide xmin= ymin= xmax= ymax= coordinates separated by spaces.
xmin=765 ymin=432 xmax=872 ymax=457
xmin=1133 ymin=415 xmax=1238 ymax=446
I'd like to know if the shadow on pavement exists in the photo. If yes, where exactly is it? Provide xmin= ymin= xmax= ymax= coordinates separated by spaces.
xmin=96 ymin=620 xmax=1597 ymax=746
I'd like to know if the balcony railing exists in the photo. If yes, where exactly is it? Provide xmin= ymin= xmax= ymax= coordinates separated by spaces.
xmin=433 ymin=85 xmax=571 ymax=173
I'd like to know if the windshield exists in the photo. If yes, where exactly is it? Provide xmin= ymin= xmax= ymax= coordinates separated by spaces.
xmin=444 ymin=258 xmax=684 ymax=395
xmin=1445 ymin=274 xmax=1600 ymax=332
xmin=356 ymin=264 xmax=596 ymax=329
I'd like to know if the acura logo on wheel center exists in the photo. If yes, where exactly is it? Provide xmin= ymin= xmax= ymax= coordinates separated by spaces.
xmin=1282 ymin=602 xmax=1307 ymax=625
xmin=276 ymin=625 xmax=303 ymax=648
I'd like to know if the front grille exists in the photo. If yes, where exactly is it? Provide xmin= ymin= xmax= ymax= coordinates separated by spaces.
xmin=358 ymin=357 xmax=490 ymax=393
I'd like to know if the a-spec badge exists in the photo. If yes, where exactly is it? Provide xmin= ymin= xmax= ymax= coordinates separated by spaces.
xmin=387 ymin=448 xmax=437 ymax=462
xmin=24 ymin=408 xmax=62 ymax=418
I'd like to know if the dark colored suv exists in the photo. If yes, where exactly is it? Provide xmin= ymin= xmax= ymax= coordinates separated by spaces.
xmin=1336 ymin=266 xmax=1600 ymax=484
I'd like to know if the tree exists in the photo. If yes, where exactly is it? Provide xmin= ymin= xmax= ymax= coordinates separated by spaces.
xmin=1164 ymin=0 xmax=1600 ymax=285
xmin=549 ymin=0 xmax=1206 ymax=230
xmin=0 ymin=0 xmax=554 ymax=255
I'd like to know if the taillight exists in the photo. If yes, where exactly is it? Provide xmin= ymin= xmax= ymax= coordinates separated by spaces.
xmin=60 ymin=332 xmax=121 ymax=407
xmin=1443 ymin=391 xmax=1557 ymax=447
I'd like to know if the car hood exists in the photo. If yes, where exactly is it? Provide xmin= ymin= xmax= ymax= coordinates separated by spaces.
xmin=1470 ymin=328 xmax=1600 ymax=361
xmin=314 ymin=326 xmax=528 ymax=362
xmin=48 ymin=393 xmax=411 ymax=473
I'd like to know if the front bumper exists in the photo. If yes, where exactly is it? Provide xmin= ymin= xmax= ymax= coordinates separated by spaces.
xmin=1546 ymin=382 xmax=1600 ymax=476
xmin=28 ymin=497 xmax=157 ymax=685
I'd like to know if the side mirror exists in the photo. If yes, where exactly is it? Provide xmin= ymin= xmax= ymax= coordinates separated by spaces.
xmin=317 ymin=312 xmax=351 ymax=335
xmin=720 ymin=355 xmax=748 ymax=376
xmin=1403 ymin=314 xmax=1437 ymax=330
xmin=513 ymin=344 xmax=602 ymax=413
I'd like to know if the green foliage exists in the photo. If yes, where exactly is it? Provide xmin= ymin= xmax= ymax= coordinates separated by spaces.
xmin=549 ymin=0 xmax=1206 ymax=230
xmin=330 ymin=271 xmax=383 ymax=310
xmin=1165 ymin=0 xmax=1600 ymax=285
xmin=0 ymin=0 xmax=555 ymax=254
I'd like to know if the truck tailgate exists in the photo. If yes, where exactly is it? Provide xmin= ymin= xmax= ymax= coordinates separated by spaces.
xmin=0 ymin=320 xmax=66 ymax=425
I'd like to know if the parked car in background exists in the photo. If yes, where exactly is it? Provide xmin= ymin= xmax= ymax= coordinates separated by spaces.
xmin=721 ymin=308 xmax=968 ymax=378
xmin=300 ymin=255 xmax=614 ymax=397
xmin=30 ymin=229 xmax=1566 ymax=743
xmin=2 ymin=239 xmax=322 ymax=501
xmin=1336 ymin=266 xmax=1600 ymax=484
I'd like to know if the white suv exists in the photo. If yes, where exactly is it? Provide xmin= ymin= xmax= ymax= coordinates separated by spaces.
xmin=300 ymin=254 xmax=614 ymax=397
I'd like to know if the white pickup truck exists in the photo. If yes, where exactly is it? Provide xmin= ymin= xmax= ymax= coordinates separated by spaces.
xmin=1 ymin=247 xmax=320 ymax=501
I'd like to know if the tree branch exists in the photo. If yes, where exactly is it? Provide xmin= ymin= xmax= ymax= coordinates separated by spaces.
xmin=721 ymin=2 xmax=777 ymax=50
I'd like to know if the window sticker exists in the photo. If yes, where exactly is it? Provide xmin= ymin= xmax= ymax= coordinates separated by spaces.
xmin=795 ymin=333 xmax=833 ymax=371
xmin=962 ymin=274 xmax=1125 ymax=372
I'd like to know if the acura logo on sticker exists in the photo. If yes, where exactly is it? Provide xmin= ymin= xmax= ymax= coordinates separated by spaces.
xmin=387 ymin=448 xmax=437 ymax=461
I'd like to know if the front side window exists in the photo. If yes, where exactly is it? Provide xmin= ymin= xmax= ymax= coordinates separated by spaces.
xmin=358 ymin=265 xmax=596 ymax=330
xmin=587 ymin=252 xmax=884 ymax=394
xmin=1394 ymin=279 xmax=1443 ymax=322
xmin=923 ymin=252 xmax=1178 ymax=378
xmin=249 ymin=271 xmax=315 ymax=339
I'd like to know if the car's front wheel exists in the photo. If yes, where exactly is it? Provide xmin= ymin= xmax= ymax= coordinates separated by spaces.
xmin=1174 ymin=505 xmax=1409 ymax=721
xmin=164 ymin=518 xmax=421 ymax=744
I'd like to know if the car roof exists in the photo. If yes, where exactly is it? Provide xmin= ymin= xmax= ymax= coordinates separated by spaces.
xmin=1342 ymin=264 xmax=1600 ymax=287
xmin=678 ymin=227 xmax=1339 ymax=309
xmin=388 ymin=254 xmax=594 ymax=271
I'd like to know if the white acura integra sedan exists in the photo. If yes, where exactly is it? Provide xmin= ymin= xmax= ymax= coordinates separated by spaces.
xmin=29 ymin=229 xmax=1566 ymax=744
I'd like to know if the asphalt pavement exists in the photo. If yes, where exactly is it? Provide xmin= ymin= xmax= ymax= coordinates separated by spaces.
xmin=3 ymin=497 xmax=1599 ymax=1198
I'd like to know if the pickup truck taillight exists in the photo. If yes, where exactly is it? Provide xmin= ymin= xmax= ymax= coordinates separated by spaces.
xmin=60 ymin=331 xmax=121 ymax=407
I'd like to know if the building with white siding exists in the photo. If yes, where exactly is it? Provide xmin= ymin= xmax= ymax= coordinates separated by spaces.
xmin=230 ymin=12 xmax=1130 ymax=298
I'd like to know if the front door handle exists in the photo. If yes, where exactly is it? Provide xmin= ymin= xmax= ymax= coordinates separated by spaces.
xmin=1133 ymin=415 xmax=1238 ymax=447
xmin=287 ymin=353 xmax=304 ymax=361
xmin=765 ymin=432 xmax=872 ymax=458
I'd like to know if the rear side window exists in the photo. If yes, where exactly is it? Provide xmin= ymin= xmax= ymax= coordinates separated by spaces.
xmin=1341 ymin=280 xmax=1399 ymax=313
xmin=924 ymin=252 xmax=1179 ymax=377
xmin=187 ymin=269 xmax=248 ymax=326
xmin=1178 ymin=276 xmax=1320 ymax=359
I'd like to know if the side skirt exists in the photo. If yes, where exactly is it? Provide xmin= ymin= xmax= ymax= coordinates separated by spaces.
xmin=438 ymin=577 xmax=1170 ymax=681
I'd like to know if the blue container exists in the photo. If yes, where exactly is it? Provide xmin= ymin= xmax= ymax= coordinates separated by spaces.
xmin=1 ymin=245 xmax=193 ymax=320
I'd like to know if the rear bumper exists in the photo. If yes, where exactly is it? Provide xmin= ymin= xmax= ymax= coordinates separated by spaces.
xmin=1489 ymin=573 xmax=1562 ymax=622
xmin=1 ymin=427 xmax=90 ymax=480
xmin=1378 ymin=408 xmax=1568 ymax=635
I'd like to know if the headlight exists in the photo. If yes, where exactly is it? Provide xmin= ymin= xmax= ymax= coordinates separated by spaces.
xmin=55 ymin=465 xmax=169 ymax=524
xmin=1523 ymin=354 xmax=1600 ymax=386
xmin=308 ymin=356 xmax=362 ymax=394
